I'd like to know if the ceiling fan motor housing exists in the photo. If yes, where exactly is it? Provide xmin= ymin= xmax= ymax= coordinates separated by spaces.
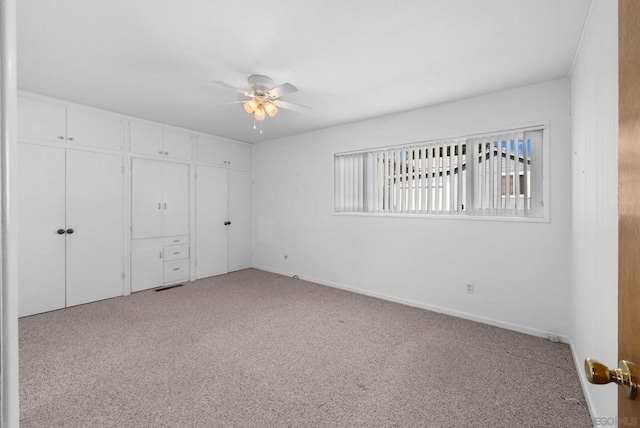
xmin=248 ymin=75 xmax=274 ymax=95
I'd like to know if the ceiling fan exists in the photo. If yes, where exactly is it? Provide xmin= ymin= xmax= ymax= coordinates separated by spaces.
xmin=212 ymin=75 xmax=310 ymax=123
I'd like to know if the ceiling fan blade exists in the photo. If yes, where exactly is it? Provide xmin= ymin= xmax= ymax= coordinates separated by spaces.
xmin=267 ymin=83 xmax=298 ymax=99
xmin=211 ymin=100 xmax=244 ymax=108
xmin=274 ymin=100 xmax=311 ymax=112
xmin=212 ymin=80 xmax=246 ymax=93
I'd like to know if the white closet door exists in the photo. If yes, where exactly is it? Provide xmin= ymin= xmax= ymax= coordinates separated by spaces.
xmin=227 ymin=143 xmax=252 ymax=170
xmin=162 ymin=162 xmax=190 ymax=237
xmin=195 ymin=166 xmax=228 ymax=279
xmin=18 ymin=97 xmax=66 ymax=143
xmin=228 ymin=170 xmax=253 ymax=272
xmin=196 ymin=135 xmax=227 ymax=166
xmin=17 ymin=144 xmax=66 ymax=317
xmin=66 ymin=107 xmax=123 ymax=151
xmin=131 ymin=158 xmax=164 ymax=239
xmin=130 ymin=120 xmax=163 ymax=156
xmin=65 ymin=150 xmax=124 ymax=307
xmin=163 ymin=128 xmax=192 ymax=160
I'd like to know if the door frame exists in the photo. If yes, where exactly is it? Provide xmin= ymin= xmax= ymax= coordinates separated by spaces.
xmin=0 ymin=0 xmax=21 ymax=426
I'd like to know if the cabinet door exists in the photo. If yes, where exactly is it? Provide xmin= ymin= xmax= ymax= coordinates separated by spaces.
xmin=163 ymin=128 xmax=192 ymax=160
xmin=131 ymin=158 xmax=164 ymax=239
xmin=18 ymin=98 xmax=66 ymax=144
xmin=196 ymin=135 xmax=227 ymax=166
xmin=65 ymin=150 xmax=124 ymax=306
xmin=66 ymin=107 xmax=123 ymax=151
xmin=130 ymin=120 xmax=163 ymax=156
xmin=227 ymin=143 xmax=252 ymax=170
xmin=195 ymin=166 xmax=228 ymax=279
xmin=131 ymin=242 xmax=164 ymax=292
xmin=161 ymin=162 xmax=190 ymax=237
xmin=228 ymin=170 xmax=253 ymax=272
xmin=17 ymin=144 xmax=66 ymax=317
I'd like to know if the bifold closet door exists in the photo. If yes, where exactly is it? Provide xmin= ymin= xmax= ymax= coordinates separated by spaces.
xmin=65 ymin=150 xmax=124 ymax=307
xmin=195 ymin=165 xmax=228 ymax=279
xmin=228 ymin=170 xmax=252 ymax=272
xmin=17 ymin=144 xmax=66 ymax=317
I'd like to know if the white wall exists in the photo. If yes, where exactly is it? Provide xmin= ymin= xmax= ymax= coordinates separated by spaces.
xmin=254 ymin=78 xmax=572 ymax=338
xmin=569 ymin=0 xmax=618 ymax=420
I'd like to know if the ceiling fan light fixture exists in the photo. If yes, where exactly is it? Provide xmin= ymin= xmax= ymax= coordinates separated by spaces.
xmin=254 ymin=105 xmax=266 ymax=121
xmin=264 ymin=102 xmax=278 ymax=118
xmin=243 ymin=98 xmax=259 ymax=114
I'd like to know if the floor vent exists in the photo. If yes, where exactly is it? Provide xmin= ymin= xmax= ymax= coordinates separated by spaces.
xmin=155 ymin=284 xmax=184 ymax=292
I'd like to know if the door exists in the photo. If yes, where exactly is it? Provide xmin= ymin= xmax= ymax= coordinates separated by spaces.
xmin=228 ymin=170 xmax=252 ymax=272
xmin=162 ymin=162 xmax=190 ymax=236
xmin=163 ymin=128 xmax=192 ymax=160
xmin=131 ymin=158 xmax=163 ymax=239
xmin=131 ymin=241 xmax=164 ymax=292
xmin=618 ymin=0 xmax=640 ymax=420
xmin=17 ymin=144 xmax=66 ymax=317
xmin=130 ymin=120 xmax=163 ymax=156
xmin=17 ymin=97 xmax=66 ymax=144
xmin=65 ymin=150 xmax=124 ymax=306
xmin=195 ymin=165 xmax=228 ymax=279
xmin=66 ymin=107 xmax=123 ymax=151
xmin=196 ymin=135 xmax=227 ymax=166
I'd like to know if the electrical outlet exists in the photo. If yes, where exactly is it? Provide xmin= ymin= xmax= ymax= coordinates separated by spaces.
xmin=465 ymin=283 xmax=474 ymax=294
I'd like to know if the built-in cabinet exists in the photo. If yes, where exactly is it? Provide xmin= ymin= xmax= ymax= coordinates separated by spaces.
xmin=18 ymin=97 xmax=123 ymax=150
xmin=130 ymin=158 xmax=191 ymax=291
xmin=17 ymin=144 xmax=124 ymax=317
xmin=130 ymin=120 xmax=192 ymax=160
xmin=17 ymin=94 xmax=252 ymax=316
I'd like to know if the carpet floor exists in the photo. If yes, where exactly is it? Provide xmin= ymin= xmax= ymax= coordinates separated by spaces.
xmin=20 ymin=269 xmax=592 ymax=427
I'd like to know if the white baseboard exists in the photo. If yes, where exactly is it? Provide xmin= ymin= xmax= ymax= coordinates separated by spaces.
xmin=569 ymin=340 xmax=597 ymax=427
xmin=253 ymin=265 xmax=570 ymax=343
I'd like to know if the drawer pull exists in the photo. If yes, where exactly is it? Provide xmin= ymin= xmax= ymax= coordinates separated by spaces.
xmin=173 ymin=240 xmax=180 ymax=242
xmin=172 ymin=268 xmax=180 ymax=271
xmin=173 ymin=252 xmax=180 ymax=255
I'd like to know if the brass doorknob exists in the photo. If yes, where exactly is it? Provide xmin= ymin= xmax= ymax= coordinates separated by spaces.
xmin=585 ymin=358 xmax=638 ymax=399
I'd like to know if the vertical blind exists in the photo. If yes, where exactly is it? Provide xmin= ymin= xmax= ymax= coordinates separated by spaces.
xmin=334 ymin=128 xmax=544 ymax=218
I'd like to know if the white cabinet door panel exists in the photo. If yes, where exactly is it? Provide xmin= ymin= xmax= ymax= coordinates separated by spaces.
xmin=130 ymin=121 xmax=163 ymax=156
xmin=131 ymin=240 xmax=164 ymax=292
xmin=196 ymin=166 xmax=228 ymax=279
xmin=65 ymin=150 xmax=124 ymax=307
xmin=228 ymin=170 xmax=253 ymax=272
xmin=164 ymin=128 xmax=192 ymax=160
xmin=196 ymin=135 xmax=227 ymax=166
xmin=227 ymin=143 xmax=252 ymax=170
xmin=162 ymin=162 xmax=190 ymax=237
xmin=131 ymin=158 xmax=164 ymax=239
xmin=18 ymin=98 xmax=66 ymax=143
xmin=18 ymin=144 xmax=67 ymax=317
xmin=67 ymin=107 xmax=123 ymax=151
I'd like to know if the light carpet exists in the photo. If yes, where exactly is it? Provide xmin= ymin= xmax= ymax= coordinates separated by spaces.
xmin=20 ymin=269 xmax=592 ymax=427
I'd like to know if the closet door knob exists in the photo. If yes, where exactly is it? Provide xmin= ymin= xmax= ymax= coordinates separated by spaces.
xmin=57 ymin=229 xmax=66 ymax=235
xmin=66 ymin=228 xmax=74 ymax=234
xmin=224 ymin=221 xmax=231 ymax=226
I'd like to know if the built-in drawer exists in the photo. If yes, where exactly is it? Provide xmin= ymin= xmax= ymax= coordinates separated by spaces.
xmin=163 ymin=259 xmax=189 ymax=284
xmin=164 ymin=236 xmax=189 ymax=246
xmin=163 ymin=244 xmax=189 ymax=262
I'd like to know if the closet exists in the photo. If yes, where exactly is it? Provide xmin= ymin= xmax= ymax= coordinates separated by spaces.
xmin=195 ymin=136 xmax=252 ymax=279
xmin=17 ymin=98 xmax=124 ymax=317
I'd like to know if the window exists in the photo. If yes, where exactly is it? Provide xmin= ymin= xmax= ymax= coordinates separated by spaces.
xmin=334 ymin=127 xmax=545 ymax=218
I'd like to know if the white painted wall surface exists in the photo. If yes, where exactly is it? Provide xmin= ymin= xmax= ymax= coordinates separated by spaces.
xmin=569 ymin=0 xmax=618 ymax=421
xmin=254 ymin=78 xmax=572 ymax=338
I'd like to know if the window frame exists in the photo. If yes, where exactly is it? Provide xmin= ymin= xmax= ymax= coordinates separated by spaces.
xmin=332 ymin=121 xmax=550 ymax=223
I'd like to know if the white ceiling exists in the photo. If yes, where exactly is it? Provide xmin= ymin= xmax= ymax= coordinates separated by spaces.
xmin=17 ymin=0 xmax=591 ymax=144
